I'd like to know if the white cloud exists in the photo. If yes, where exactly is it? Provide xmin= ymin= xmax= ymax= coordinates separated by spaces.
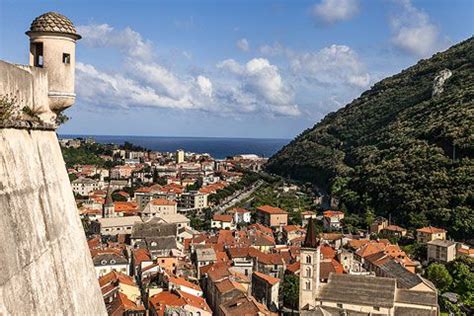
xmin=290 ymin=44 xmax=370 ymax=88
xmin=236 ymin=38 xmax=250 ymax=52
xmin=76 ymin=62 xmax=213 ymax=111
xmin=196 ymin=76 xmax=213 ymax=98
xmin=258 ymin=42 xmax=286 ymax=56
xmin=78 ymin=24 xmax=154 ymax=60
xmin=76 ymin=23 xmax=300 ymax=117
xmin=217 ymin=59 xmax=244 ymax=74
xmin=217 ymin=58 xmax=300 ymax=116
xmin=390 ymin=0 xmax=446 ymax=57
xmin=311 ymin=0 xmax=359 ymax=25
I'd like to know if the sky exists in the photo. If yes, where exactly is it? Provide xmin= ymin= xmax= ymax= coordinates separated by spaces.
xmin=0 ymin=0 xmax=473 ymax=139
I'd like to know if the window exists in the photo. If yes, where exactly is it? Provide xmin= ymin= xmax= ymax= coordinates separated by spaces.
xmin=374 ymin=307 xmax=380 ymax=311
xmin=33 ymin=42 xmax=44 ymax=67
xmin=305 ymin=281 xmax=311 ymax=290
xmin=306 ymin=267 xmax=312 ymax=278
xmin=337 ymin=303 xmax=343 ymax=308
xmin=306 ymin=255 xmax=312 ymax=264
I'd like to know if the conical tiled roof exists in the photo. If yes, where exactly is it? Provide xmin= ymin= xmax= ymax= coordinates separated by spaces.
xmin=27 ymin=12 xmax=81 ymax=39
xmin=303 ymin=217 xmax=320 ymax=248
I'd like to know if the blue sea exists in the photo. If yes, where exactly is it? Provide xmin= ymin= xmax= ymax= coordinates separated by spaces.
xmin=60 ymin=135 xmax=290 ymax=159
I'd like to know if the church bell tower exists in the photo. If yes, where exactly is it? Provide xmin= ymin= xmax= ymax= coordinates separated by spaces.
xmin=299 ymin=217 xmax=321 ymax=310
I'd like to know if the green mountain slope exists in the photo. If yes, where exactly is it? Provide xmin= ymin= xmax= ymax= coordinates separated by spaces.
xmin=267 ymin=38 xmax=474 ymax=239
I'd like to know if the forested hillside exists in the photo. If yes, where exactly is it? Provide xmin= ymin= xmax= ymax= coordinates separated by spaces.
xmin=266 ymin=38 xmax=474 ymax=239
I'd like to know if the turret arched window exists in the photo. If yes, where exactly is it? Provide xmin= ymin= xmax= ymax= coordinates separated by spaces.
xmin=306 ymin=255 xmax=312 ymax=264
xmin=306 ymin=267 xmax=312 ymax=278
xmin=305 ymin=281 xmax=311 ymax=290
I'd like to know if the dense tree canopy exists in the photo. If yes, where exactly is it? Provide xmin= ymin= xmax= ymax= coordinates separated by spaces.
xmin=267 ymin=38 xmax=474 ymax=239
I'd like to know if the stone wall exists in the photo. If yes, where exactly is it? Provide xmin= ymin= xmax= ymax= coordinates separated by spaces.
xmin=0 ymin=60 xmax=54 ymax=123
xmin=0 ymin=128 xmax=106 ymax=315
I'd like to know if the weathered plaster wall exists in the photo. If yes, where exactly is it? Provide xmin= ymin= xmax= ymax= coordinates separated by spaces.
xmin=0 ymin=60 xmax=53 ymax=123
xmin=0 ymin=128 xmax=106 ymax=315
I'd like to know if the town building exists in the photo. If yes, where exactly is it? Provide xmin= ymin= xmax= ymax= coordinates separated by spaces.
xmin=71 ymin=177 xmax=99 ymax=196
xmin=92 ymin=250 xmax=129 ymax=277
xmin=417 ymin=226 xmax=447 ymax=243
xmin=195 ymin=247 xmax=217 ymax=276
xmin=256 ymin=205 xmax=288 ymax=228
xmin=176 ymin=149 xmax=185 ymax=164
xmin=148 ymin=290 xmax=211 ymax=316
xmin=212 ymin=214 xmax=236 ymax=230
xmin=228 ymin=208 xmax=252 ymax=224
xmin=427 ymin=239 xmax=457 ymax=263
xmin=322 ymin=210 xmax=345 ymax=230
xmin=299 ymin=221 xmax=439 ymax=315
xmin=219 ymin=293 xmax=275 ymax=316
xmin=141 ymin=198 xmax=178 ymax=219
xmin=180 ymin=191 xmax=208 ymax=210
xmin=381 ymin=225 xmax=407 ymax=238
xmin=91 ymin=216 xmax=142 ymax=236
xmin=370 ymin=217 xmax=389 ymax=234
xmin=251 ymin=272 xmax=280 ymax=311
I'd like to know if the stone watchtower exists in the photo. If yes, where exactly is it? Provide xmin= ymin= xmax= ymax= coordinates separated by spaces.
xmin=0 ymin=12 xmax=106 ymax=315
xmin=26 ymin=12 xmax=81 ymax=113
xmin=299 ymin=218 xmax=321 ymax=310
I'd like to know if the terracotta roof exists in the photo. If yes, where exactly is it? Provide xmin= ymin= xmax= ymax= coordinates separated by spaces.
xmin=383 ymin=225 xmax=407 ymax=232
xmin=249 ymin=223 xmax=273 ymax=235
xmin=323 ymin=210 xmax=344 ymax=217
xmin=109 ymin=292 xmax=145 ymax=315
xmin=228 ymin=247 xmax=251 ymax=259
xmin=320 ymin=260 xmax=345 ymax=279
xmin=253 ymin=271 xmax=280 ymax=286
xmin=149 ymin=291 xmax=185 ymax=312
xmin=151 ymin=198 xmax=177 ymax=206
xmin=254 ymin=252 xmax=285 ymax=266
xmin=457 ymin=247 xmax=474 ymax=256
xmin=114 ymin=201 xmax=138 ymax=213
xmin=283 ymin=225 xmax=303 ymax=232
xmin=213 ymin=214 xmax=233 ymax=222
xmin=168 ymin=275 xmax=202 ymax=291
xmin=286 ymin=261 xmax=300 ymax=274
xmin=87 ymin=236 xmax=101 ymax=249
xmin=216 ymin=251 xmax=230 ymax=263
xmin=177 ymin=290 xmax=211 ymax=312
xmin=320 ymin=244 xmax=336 ymax=259
xmin=99 ymin=270 xmax=136 ymax=287
xmin=200 ymin=261 xmax=230 ymax=276
xmin=27 ymin=12 xmax=81 ymax=39
xmin=417 ymin=226 xmax=446 ymax=234
xmin=135 ymin=186 xmax=152 ymax=193
xmin=257 ymin=205 xmax=287 ymax=215
xmin=219 ymin=293 xmax=274 ymax=316
xmin=356 ymin=242 xmax=390 ymax=258
xmin=215 ymin=278 xmax=246 ymax=294
xmin=133 ymin=248 xmax=151 ymax=265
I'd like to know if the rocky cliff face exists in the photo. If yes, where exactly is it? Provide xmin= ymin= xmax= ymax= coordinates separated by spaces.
xmin=0 ymin=128 xmax=106 ymax=315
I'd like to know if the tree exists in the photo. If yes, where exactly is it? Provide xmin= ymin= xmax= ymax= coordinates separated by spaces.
xmin=281 ymin=274 xmax=299 ymax=310
xmin=447 ymin=258 xmax=474 ymax=308
xmin=426 ymin=263 xmax=453 ymax=292
xmin=112 ymin=190 xmax=127 ymax=202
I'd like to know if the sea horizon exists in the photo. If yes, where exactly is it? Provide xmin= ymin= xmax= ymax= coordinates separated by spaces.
xmin=59 ymin=133 xmax=291 ymax=159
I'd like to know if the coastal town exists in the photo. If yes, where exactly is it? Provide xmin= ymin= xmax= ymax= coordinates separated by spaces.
xmin=65 ymin=137 xmax=473 ymax=315
xmin=1 ymin=5 xmax=473 ymax=316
